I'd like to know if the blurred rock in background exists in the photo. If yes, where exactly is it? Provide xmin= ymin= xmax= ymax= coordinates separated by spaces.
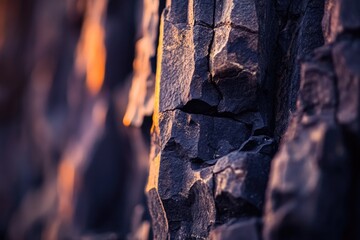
xmin=0 ymin=0 xmax=163 ymax=239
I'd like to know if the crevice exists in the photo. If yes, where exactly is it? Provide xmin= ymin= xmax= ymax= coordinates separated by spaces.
xmin=214 ymin=21 xmax=259 ymax=34
xmin=160 ymin=102 xmax=255 ymax=128
xmin=208 ymin=0 xmax=224 ymax=103
xmin=194 ymin=20 xmax=213 ymax=29
xmin=272 ymin=1 xmax=302 ymax=139
xmin=213 ymin=67 xmax=257 ymax=81
xmin=190 ymin=158 xmax=208 ymax=170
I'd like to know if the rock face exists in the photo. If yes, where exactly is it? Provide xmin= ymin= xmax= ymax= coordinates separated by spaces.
xmin=147 ymin=0 xmax=360 ymax=239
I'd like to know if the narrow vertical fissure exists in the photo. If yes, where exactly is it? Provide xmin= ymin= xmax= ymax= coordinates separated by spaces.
xmin=208 ymin=0 xmax=224 ymax=103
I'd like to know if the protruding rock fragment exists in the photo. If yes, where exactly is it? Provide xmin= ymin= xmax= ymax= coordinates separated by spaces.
xmin=147 ymin=189 xmax=169 ymax=240
xmin=213 ymin=150 xmax=272 ymax=216
xmin=264 ymin=40 xmax=354 ymax=240
xmin=264 ymin=120 xmax=350 ymax=240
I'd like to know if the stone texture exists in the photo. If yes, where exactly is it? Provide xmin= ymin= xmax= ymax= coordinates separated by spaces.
xmin=211 ymin=0 xmax=259 ymax=115
xmin=159 ymin=110 xmax=251 ymax=163
xmin=264 ymin=4 xmax=360 ymax=238
xmin=211 ymin=26 xmax=258 ymax=114
xmin=214 ymin=151 xmax=272 ymax=214
xmin=148 ymin=0 xmax=360 ymax=239
xmin=189 ymin=181 xmax=216 ymax=239
xmin=158 ymin=5 xmax=219 ymax=113
xmin=148 ymin=189 xmax=169 ymax=240
xmin=271 ymin=0 xmax=325 ymax=138
xmin=264 ymin=119 xmax=351 ymax=240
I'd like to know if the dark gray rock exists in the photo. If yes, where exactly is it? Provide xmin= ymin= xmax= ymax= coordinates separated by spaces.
xmin=263 ymin=28 xmax=359 ymax=240
xmin=299 ymin=46 xmax=337 ymax=116
xmin=239 ymin=135 xmax=275 ymax=155
xmin=214 ymin=0 xmax=259 ymax=31
xmin=333 ymin=40 xmax=360 ymax=135
xmin=194 ymin=0 xmax=215 ymax=26
xmin=165 ymin=1 xmax=190 ymax=24
xmin=211 ymin=23 xmax=259 ymax=114
xmin=213 ymin=151 xmax=272 ymax=214
xmin=159 ymin=110 xmax=251 ymax=163
xmin=158 ymin=16 xmax=219 ymax=112
xmin=338 ymin=0 xmax=360 ymax=31
xmin=147 ymin=0 xmax=360 ymax=239
xmin=147 ymin=189 xmax=169 ymax=240
xmin=272 ymin=0 xmax=325 ymax=138
xmin=264 ymin=119 xmax=351 ymax=240
xmin=189 ymin=181 xmax=216 ymax=239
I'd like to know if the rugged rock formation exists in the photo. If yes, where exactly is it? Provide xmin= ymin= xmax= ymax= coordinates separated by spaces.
xmin=0 ymin=0 xmax=359 ymax=239
xmin=265 ymin=0 xmax=360 ymax=238
xmin=147 ymin=0 xmax=360 ymax=239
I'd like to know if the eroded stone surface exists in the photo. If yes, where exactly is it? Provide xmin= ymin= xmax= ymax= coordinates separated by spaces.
xmin=147 ymin=189 xmax=169 ymax=240
xmin=264 ymin=119 xmax=351 ymax=240
xmin=159 ymin=110 xmax=251 ymax=162
xmin=214 ymin=151 xmax=272 ymax=218
xmin=149 ymin=1 xmax=266 ymax=237
xmin=147 ymin=0 xmax=360 ymax=239
xmin=264 ymin=12 xmax=360 ymax=239
xmin=158 ymin=6 xmax=219 ymax=113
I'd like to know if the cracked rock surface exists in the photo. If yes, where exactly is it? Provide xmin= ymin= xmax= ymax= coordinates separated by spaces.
xmin=147 ymin=0 xmax=360 ymax=239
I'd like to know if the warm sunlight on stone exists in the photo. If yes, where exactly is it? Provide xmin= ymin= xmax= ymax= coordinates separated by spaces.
xmin=75 ymin=0 xmax=107 ymax=95
xmin=123 ymin=0 xmax=159 ymax=127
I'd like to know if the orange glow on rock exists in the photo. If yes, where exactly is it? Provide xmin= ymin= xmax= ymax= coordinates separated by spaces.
xmin=123 ymin=0 xmax=159 ymax=127
xmin=152 ymin=11 xmax=164 ymax=130
xmin=123 ymin=114 xmax=132 ymax=127
xmin=57 ymin=159 xmax=76 ymax=221
xmin=75 ymin=0 xmax=107 ymax=95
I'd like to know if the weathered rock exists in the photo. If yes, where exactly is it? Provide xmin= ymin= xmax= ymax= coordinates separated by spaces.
xmin=147 ymin=0 xmax=360 ymax=239
xmin=159 ymin=110 xmax=251 ymax=163
xmin=151 ymin=109 xmax=251 ymax=237
xmin=189 ymin=181 xmax=216 ymax=239
xmin=271 ymin=0 xmax=325 ymax=138
xmin=149 ymin=0 xmax=271 ymax=238
xmin=239 ymin=135 xmax=276 ymax=155
xmin=147 ymin=189 xmax=169 ymax=240
xmin=264 ymin=119 xmax=351 ymax=240
xmin=211 ymin=26 xmax=258 ymax=114
xmin=194 ymin=0 xmax=215 ymax=26
xmin=211 ymin=0 xmax=259 ymax=114
xmin=158 ymin=6 xmax=219 ymax=113
xmin=264 ymin=26 xmax=359 ymax=240
xmin=213 ymin=151 xmax=272 ymax=217
xmin=214 ymin=0 xmax=258 ymax=31
xmin=299 ymin=47 xmax=337 ymax=115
